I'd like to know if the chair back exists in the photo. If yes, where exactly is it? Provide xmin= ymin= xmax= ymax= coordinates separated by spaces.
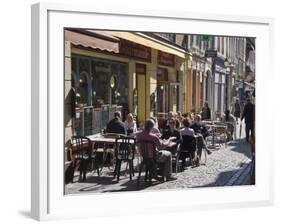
xmin=115 ymin=136 xmax=136 ymax=160
xmin=71 ymin=136 xmax=92 ymax=160
xmin=136 ymin=140 xmax=157 ymax=162
xmin=181 ymin=135 xmax=197 ymax=152
xmin=215 ymin=125 xmax=227 ymax=134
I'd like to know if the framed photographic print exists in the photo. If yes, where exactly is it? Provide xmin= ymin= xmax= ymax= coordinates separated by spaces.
xmin=31 ymin=2 xmax=274 ymax=221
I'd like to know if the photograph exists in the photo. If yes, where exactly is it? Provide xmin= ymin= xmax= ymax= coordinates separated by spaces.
xmin=63 ymin=28 xmax=256 ymax=194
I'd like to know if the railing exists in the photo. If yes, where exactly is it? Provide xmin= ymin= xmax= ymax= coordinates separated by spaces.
xmin=74 ymin=104 xmax=123 ymax=136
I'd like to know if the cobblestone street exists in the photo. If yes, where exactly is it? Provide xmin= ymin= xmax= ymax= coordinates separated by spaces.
xmin=65 ymin=121 xmax=254 ymax=195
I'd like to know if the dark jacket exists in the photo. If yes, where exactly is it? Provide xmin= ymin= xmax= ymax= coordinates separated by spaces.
xmin=106 ymin=118 xmax=126 ymax=134
xmin=161 ymin=128 xmax=181 ymax=143
xmin=191 ymin=122 xmax=209 ymax=138
xmin=241 ymin=102 xmax=255 ymax=125
xmin=201 ymin=107 xmax=211 ymax=120
xmin=163 ymin=119 xmax=180 ymax=131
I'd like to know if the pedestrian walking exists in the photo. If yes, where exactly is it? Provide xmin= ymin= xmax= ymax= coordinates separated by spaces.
xmin=241 ymin=98 xmax=255 ymax=142
xmin=233 ymin=99 xmax=241 ymax=123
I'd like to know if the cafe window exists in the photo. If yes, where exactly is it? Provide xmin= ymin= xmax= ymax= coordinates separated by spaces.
xmin=71 ymin=55 xmax=129 ymax=135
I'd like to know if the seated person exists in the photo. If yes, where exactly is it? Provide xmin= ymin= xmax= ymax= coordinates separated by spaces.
xmin=106 ymin=111 xmax=126 ymax=135
xmin=191 ymin=114 xmax=209 ymax=139
xmin=136 ymin=119 xmax=174 ymax=180
xmin=163 ymin=111 xmax=180 ymax=131
xmin=221 ymin=110 xmax=236 ymax=141
xmin=179 ymin=118 xmax=197 ymax=166
xmin=180 ymin=118 xmax=210 ymax=167
xmin=124 ymin=113 xmax=137 ymax=136
xmin=161 ymin=118 xmax=181 ymax=155
xmin=176 ymin=111 xmax=184 ymax=127
xmin=162 ymin=118 xmax=181 ymax=143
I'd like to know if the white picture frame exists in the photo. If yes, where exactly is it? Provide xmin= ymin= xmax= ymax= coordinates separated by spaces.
xmin=31 ymin=2 xmax=274 ymax=221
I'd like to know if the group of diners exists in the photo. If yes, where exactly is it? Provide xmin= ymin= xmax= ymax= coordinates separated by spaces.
xmin=104 ymin=110 xmax=213 ymax=181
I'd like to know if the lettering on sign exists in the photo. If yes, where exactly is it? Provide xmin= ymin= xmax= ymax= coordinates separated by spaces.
xmin=158 ymin=51 xmax=175 ymax=67
xmin=136 ymin=63 xmax=146 ymax=75
xmin=119 ymin=39 xmax=151 ymax=62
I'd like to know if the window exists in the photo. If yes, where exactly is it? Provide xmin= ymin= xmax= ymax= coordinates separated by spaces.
xmin=155 ymin=33 xmax=175 ymax=42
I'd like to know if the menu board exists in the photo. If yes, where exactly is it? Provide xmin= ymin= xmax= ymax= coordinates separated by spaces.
xmin=93 ymin=108 xmax=102 ymax=134
xmin=101 ymin=104 xmax=110 ymax=130
xmin=75 ymin=111 xmax=83 ymax=136
xmin=83 ymin=107 xmax=93 ymax=136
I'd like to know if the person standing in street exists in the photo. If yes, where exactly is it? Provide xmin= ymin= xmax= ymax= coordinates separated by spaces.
xmin=201 ymin=102 xmax=211 ymax=120
xmin=233 ymin=99 xmax=241 ymax=123
xmin=241 ymin=98 xmax=255 ymax=142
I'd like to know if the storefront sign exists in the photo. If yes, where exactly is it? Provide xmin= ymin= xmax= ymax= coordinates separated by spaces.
xmin=158 ymin=51 xmax=175 ymax=67
xmin=136 ymin=63 xmax=146 ymax=75
xmin=119 ymin=39 xmax=151 ymax=62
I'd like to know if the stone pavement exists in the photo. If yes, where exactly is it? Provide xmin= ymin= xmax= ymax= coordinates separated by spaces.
xmin=65 ymin=120 xmax=254 ymax=194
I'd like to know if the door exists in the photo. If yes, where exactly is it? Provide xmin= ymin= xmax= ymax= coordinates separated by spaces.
xmin=170 ymin=82 xmax=180 ymax=112
xmin=157 ymin=82 xmax=169 ymax=118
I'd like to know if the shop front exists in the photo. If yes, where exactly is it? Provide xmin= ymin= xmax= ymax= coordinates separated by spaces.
xmin=71 ymin=55 xmax=129 ymax=136
xmin=212 ymin=57 xmax=227 ymax=118
xmin=156 ymin=51 xmax=182 ymax=120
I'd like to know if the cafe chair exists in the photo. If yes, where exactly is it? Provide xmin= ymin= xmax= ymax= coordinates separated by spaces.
xmin=214 ymin=125 xmax=228 ymax=148
xmin=71 ymin=136 xmax=93 ymax=182
xmin=136 ymin=140 xmax=164 ymax=186
xmin=113 ymin=136 xmax=136 ymax=182
xmin=180 ymin=135 xmax=197 ymax=169
xmin=171 ymin=143 xmax=181 ymax=174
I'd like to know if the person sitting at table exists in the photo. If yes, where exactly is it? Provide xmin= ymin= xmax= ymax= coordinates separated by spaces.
xmin=179 ymin=118 xmax=196 ymax=166
xmin=163 ymin=111 xmax=180 ymax=131
xmin=136 ymin=119 xmax=174 ymax=181
xmin=191 ymin=114 xmax=209 ymax=139
xmin=161 ymin=118 xmax=181 ymax=155
xmin=176 ymin=111 xmax=184 ymax=127
xmin=191 ymin=115 xmax=212 ymax=156
xmin=124 ymin=113 xmax=137 ymax=136
xmin=221 ymin=110 xmax=236 ymax=141
xmin=106 ymin=111 xmax=126 ymax=135
xmin=162 ymin=118 xmax=181 ymax=143
xmin=180 ymin=118 xmax=210 ymax=167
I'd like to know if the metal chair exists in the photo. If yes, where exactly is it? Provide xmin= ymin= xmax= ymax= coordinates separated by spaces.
xmin=71 ymin=136 xmax=93 ymax=182
xmin=113 ymin=136 xmax=136 ymax=182
xmin=171 ymin=143 xmax=181 ymax=173
xmin=136 ymin=140 xmax=162 ymax=186
xmin=180 ymin=135 xmax=197 ymax=168
xmin=213 ymin=125 xmax=228 ymax=148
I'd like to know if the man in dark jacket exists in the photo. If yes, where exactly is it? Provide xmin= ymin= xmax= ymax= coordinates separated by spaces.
xmin=106 ymin=111 xmax=126 ymax=135
xmin=241 ymin=98 xmax=255 ymax=142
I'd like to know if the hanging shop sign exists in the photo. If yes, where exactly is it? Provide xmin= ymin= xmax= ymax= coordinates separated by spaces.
xmin=119 ymin=39 xmax=151 ymax=62
xmin=158 ymin=51 xmax=175 ymax=67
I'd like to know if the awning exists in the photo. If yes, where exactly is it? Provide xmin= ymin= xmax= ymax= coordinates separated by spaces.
xmin=65 ymin=30 xmax=119 ymax=53
xmin=107 ymin=31 xmax=187 ymax=58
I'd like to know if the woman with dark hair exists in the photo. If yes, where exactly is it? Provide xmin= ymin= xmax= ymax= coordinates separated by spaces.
xmin=201 ymin=101 xmax=211 ymax=120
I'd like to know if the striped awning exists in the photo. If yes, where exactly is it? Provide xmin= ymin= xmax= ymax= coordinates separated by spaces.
xmin=65 ymin=30 xmax=119 ymax=53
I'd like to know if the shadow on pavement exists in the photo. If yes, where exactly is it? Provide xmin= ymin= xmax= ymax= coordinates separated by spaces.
xmin=197 ymin=162 xmax=253 ymax=187
xmin=227 ymin=139 xmax=252 ymax=159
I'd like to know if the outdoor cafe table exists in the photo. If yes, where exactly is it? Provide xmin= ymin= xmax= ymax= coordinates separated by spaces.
xmin=204 ymin=123 xmax=228 ymax=149
xmin=86 ymin=134 xmax=136 ymax=174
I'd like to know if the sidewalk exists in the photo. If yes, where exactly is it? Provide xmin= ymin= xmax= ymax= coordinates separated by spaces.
xmin=65 ymin=120 xmax=254 ymax=194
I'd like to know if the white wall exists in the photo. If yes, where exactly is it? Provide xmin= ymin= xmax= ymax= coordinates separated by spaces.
xmin=0 ymin=0 xmax=279 ymax=223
